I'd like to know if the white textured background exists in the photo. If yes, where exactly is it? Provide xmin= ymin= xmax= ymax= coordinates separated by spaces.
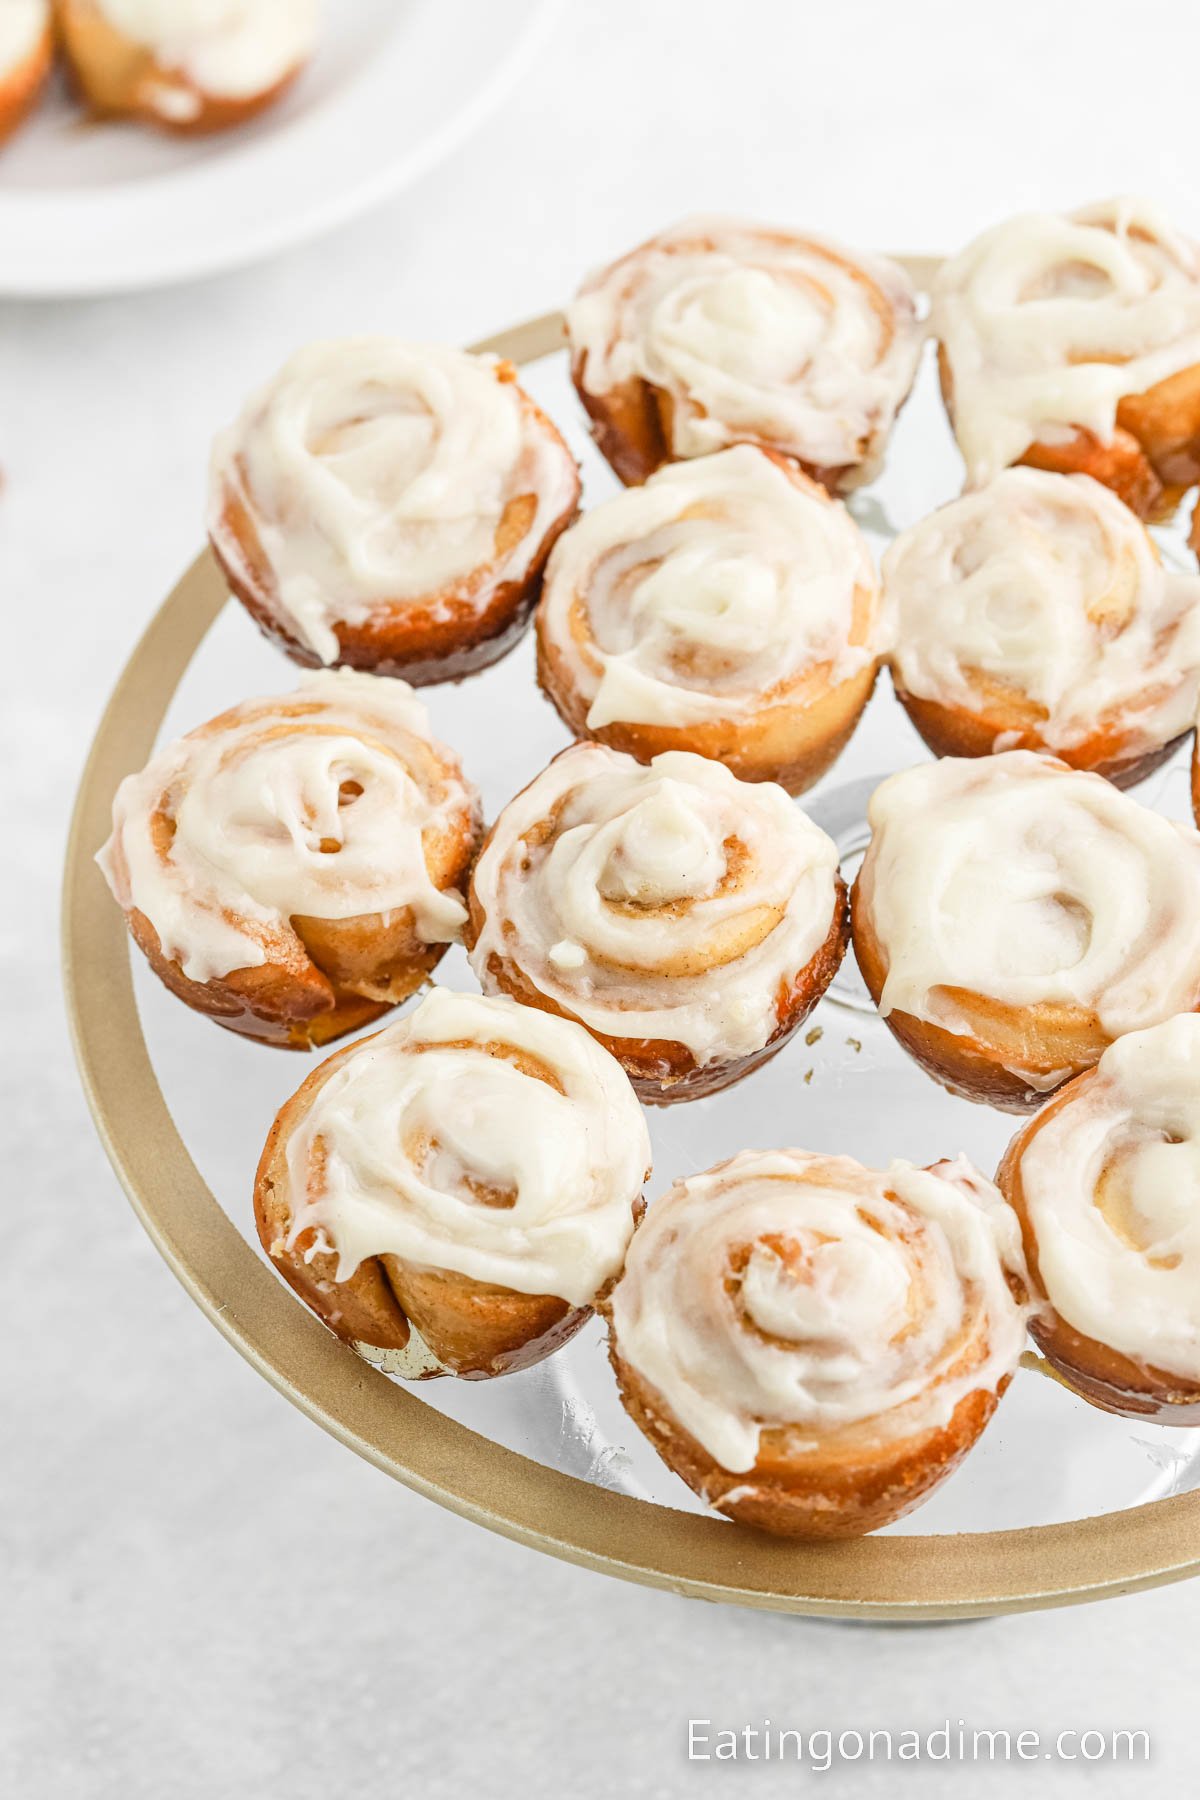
xmin=5 ymin=2 xmax=1199 ymax=1794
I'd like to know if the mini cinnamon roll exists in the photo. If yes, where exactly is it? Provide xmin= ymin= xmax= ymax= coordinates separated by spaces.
xmin=0 ymin=1 xmax=52 ymax=144
xmin=997 ymin=1014 xmax=1200 ymax=1422
xmin=255 ymin=987 xmax=651 ymax=1375
xmin=883 ymin=469 xmax=1200 ymax=787
xmin=536 ymin=445 xmax=880 ymax=794
xmin=208 ymin=339 xmax=581 ymax=684
xmin=56 ymin=0 xmax=316 ymax=133
xmin=606 ymin=1149 xmax=1029 ymax=1537
xmin=852 ymin=752 xmax=1200 ymax=1110
xmin=568 ymin=217 xmax=923 ymax=491
xmin=97 ymin=669 xmax=481 ymax=1048
xmin=932 ymin=197 xmax=1200 ymax=521
xmin=465 ymin=742 xmax=848 ymax=1102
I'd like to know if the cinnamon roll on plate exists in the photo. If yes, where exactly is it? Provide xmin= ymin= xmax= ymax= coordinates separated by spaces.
xmin=568 ymin=217 xmax=923 ymax=492
xmin=998 ymin=1014 xmax=1200 ymax=1422
xmin=56 ymin=0 xmax=317 ymax=133
xmin=852 ymin=751 xmax=1200 ymax=1110
xmin=883 ymin=469 xmax=1200 ymax=787
xmin=208 ymin=340 xmax=580 ymax=684
xmin=255 ymin=987 xmax=651 ymax=1376
xmin=536 ymin=445 xmax=881 ymax=794
xmin=606 ymin=1149 xmax=1029 ymax=1537
xmin=97 ymin=669 xmax=481 ymax=1048
xmin=0 ymin=1 xmax=52 ymax=145
xmin=932 ymin=197 xmax=1200 ymax=521
xmin=464 ymin=742 xmax=848 ymax=1103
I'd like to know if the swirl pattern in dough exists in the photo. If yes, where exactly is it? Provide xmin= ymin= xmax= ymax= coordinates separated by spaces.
xmin=932 ymin=197 xmax=1200 ymax=518
xmin=536 ymin=444 xmax=880 ymax=791
xmin=256 ymin=987 xmax=651 ymax=1375
xmin=568 ymin=216 xmax=923 ymax=490
xmin=607 ymin=1148 xmax=1029 ymax=1535
xmin=465 ymin=742 xmax=847 ymax=1100
xmin=852 ymin=751 xmax=1200 ymax=1107
xmin=98 ymin=668 xmax=481 ymax=1046
xmin=208 ymin=338 xmax=580 ymax=680
xmin=883 ymin=468 xmax=1200 ymax=783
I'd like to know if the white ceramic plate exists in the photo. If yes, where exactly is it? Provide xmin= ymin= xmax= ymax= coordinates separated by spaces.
xmin=0 ymin=0 xmax=558 ymax=295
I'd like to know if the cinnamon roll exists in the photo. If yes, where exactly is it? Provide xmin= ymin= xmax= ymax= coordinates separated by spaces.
xmin=883 ymin=469 xmax=1200 ymax=786
xmin=535 ymin=445 xmax=880 ymax=793
xmin=852 ymin=752 xmax=1200 ymax=1110
xmin=568 ymin=217 xmax=923 ymax=492
xmin=932 ymin=198 xmax=1200 ymax=521
xmin=0 ymin=1 xmax=52 ymax=144
xmin=256 ymin=988 xmax=651 ymax=1375
xmin=997 ymin=1014 xmax=1200 ymax=1422
xmin=208 ymin=340 xmax=581 ymax=684
xmin=464 ymin=743 xmax=848 ymax=1102
xmin=97 ymin=669 xmax=481 ymax=1048
xmin=56 ymin=0 xmax=316 ymax=133
xmin=606 ymin=1149 xmax=1029 ymax=1537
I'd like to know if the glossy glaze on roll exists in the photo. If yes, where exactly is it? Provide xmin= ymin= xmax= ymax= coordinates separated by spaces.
xmin=465 ymin=742 xmax=848 ymax=1101
xmin=569 ymin=216 xmax=923 ymax=490
xmin=97 ymin=669 xmax=481 ymax=1046
xmin=932 ymin=197 xmax=1200 ymax=519
xmin=536 ymin=444 xmax=880 ymax=792
xmin=0 ymin=0 xmax=52 ymax=143
xmin=256 ymin=988 xmax=651 ymax=1375
xmin=607 ymin=1148 xmax=1029 ymax=1536
xmin=209 ymin=339 xmax=580 ymax=682
xmin=883 ymin=468 xmax=1200 ymax=784
xmin=852 ymin=751 xmax=1200 ymax=1108
xmin=998 ymin=1015 xmax=1200 ymax=1421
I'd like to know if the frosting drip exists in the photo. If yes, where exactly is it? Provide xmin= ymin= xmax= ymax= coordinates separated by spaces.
xmin=932 ymin=197 xmax=1200 ymax=485
xmin=468 ymin=743 xmax=841 ymax=1064
xmin=1019 ymin=1014 xmax=1200 ymax=1380
xmin=540 ymin=444 xmax=877 ymax=729
xmin=97 ymin=668 xmax=478 ymax=983
xmin=569 ymin=217 xmax=923 ymax=482
xmin=863 ymin=752 xmax=1200 ymax=1038
xmin=883 ymin=469 xmax=1200 ymax=753
xmin=609 ymin=1149 xmax=1029 ymax=1472
xmin=281 ymin=988 xmax=650 ymax=1307
xmin=209 ymin=339 xmax=578 ymax=663
xmin=97 ymin=0 xmax=315 ymax=98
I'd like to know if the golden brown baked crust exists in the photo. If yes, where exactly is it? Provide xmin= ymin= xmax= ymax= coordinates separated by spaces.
xmin=997 ymin=1078 xmax=1200 ymax=1422
xmin=211 ymin=372 xmax=581 ymax=686
xmin=0 ymin=13 xmax=52 ymax=144
xmin=893 ymin=679 xmax=1188 ymax=792
xmin=55 ymin=0 xmax=307 ymax=133
xmin=850 ymin=866 xmax=1107 ymax=1111
xmin=608 ymin=1342 xmax=1007 ymax=1537
xmin=102 ymin=690 xmax=481 ymax=1049
xmin=937 ymin=342 xmax=1200 ymax=523
xmin=254 ymin=1032 xmax=639 ymax=1374
xmin=466 ymin=866 xmax=850 ymax=1104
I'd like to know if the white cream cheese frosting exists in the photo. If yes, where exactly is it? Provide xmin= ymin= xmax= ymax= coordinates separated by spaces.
xmin=467 ymin=742 xmax=841 ymax=1067
xmin=609 ymin=1149 xmax=1029 ymax=1473
xmin=932 ymin=196 xmax=1200 ymax=487
xmin=862 ymin=751 xmax=1200 ymax=1039
xmin=0 ymin=0 xmax=47 ymax=73
xmin=1018 ymin=1014 xmax=1200 ymax=1381
xmin=280 ymin=987 xmax=651 ymax=1308
xmin=883 ymin=468 xmax=1200 ymax=754
xmin=538 ymin=444 xmax=878 ymax=730
xmin=569 ymin=217 xmax=923 ymax=484
xmin=95 ymin=0 xmax=316 ymax=100
xmin=97 ymin=668 xmax=478 ymax=984
xmin=208 ymin=338 xmax=579 ymax=664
